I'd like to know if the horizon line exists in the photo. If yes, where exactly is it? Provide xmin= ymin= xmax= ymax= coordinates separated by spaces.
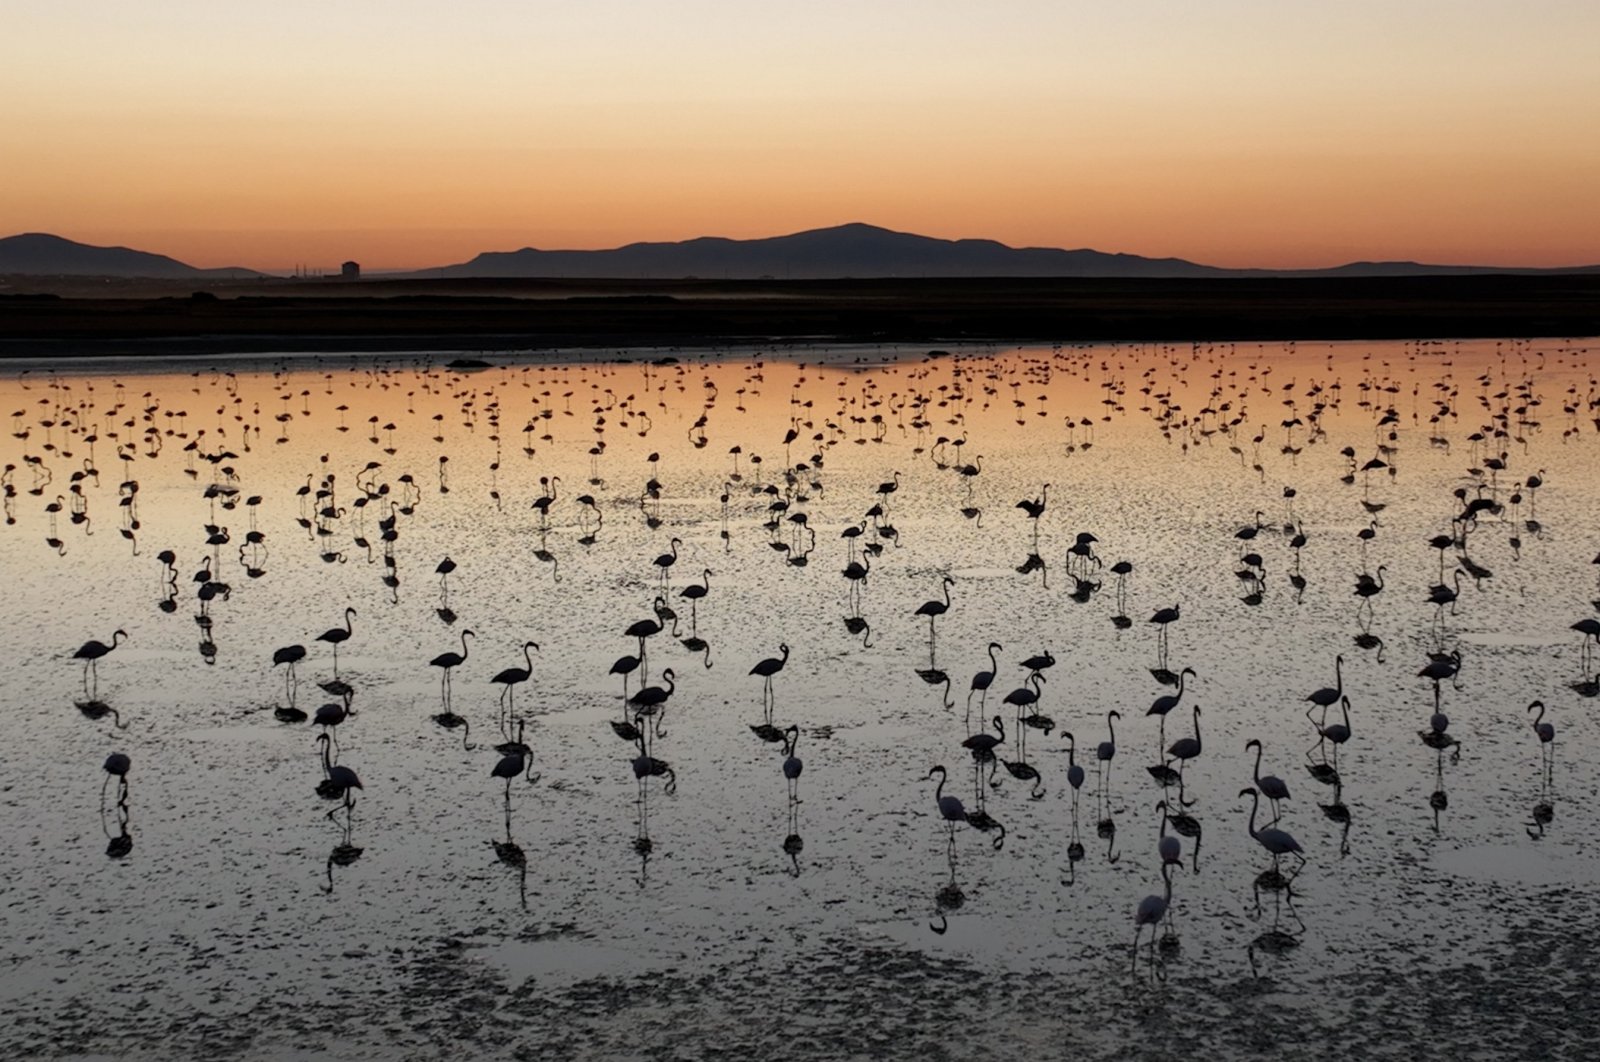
xmin=5 ymin=223 xmax=1599 ymax=276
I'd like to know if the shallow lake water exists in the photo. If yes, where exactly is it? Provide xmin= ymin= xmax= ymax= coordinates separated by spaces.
xmin=2 ymin=338 xmax=1599 ymax=1060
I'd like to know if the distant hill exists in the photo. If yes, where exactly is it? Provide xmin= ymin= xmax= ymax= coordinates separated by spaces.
xmin=0 ymin=233 xmax=262 ymax=279
xmin=428 ymin=222 xmax=1227 ymax=280
xmin=422 ymin=222 xmax=1600 ymax=280
xmin=1301 ymin=260 xmax=1600 ymax=278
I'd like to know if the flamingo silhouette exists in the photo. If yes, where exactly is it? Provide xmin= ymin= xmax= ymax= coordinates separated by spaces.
xmin=73 ymin=629 xmax=127 ymax=701
xmin=430 ymin=629 xmax=474 ymax=708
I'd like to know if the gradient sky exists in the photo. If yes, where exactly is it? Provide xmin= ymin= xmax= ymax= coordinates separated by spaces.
xmin=5 ymin=1 xmax=1598 ymax=271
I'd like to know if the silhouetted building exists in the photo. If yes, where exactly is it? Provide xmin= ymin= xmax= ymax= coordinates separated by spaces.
xmin=341 ymin=261 xmax=360 ymax=280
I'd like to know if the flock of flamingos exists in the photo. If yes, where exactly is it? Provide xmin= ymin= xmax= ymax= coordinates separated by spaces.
xmin=9 ymin=337 xmax=1597 ymax=971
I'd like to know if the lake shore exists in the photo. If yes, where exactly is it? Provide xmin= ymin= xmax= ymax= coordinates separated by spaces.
xmin=2 ymin=274 xmax=1598 ymax=358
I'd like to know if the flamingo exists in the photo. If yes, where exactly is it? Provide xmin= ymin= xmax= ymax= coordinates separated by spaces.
xmin=1055 ymin=731 xmax=1087 ymax=857
xmin=1133 ymin=861 xmax=1178 ymax=967
xmin=1155 ymin=800 xmax=1183 ymax=869
xmin=962 ymin=715 xmax=1005 ymax=759
xmin=490 ymin=640 xmax=540 ymax=717
xmin=312 ymin=700 xmax=348 ymax=750
xmin=429 ymin=628 xmax=474 ymax=707
xmin=1149 ymin=605 xmax=1179 ymax=661
xmin=876 ymin=471 xmax=901 ymax=503
xmin=1308 ymin=695 xmax=1353 ymax=768
xmin=72 ymin=629 xmax=127 ymax=699
xmin=316 ymin=733 xmax=362 ymax=814
xmin=1097 ymin=710 xmax=1120 ymax=769
xmin=1420 ymin=709 xmax=1461 ymax=757
xmin=1418 ymin=650 xmax=1461 ymax=710
xmin=1528 ymin=699 xmax=1554 ymax=745
xmin=750 ymin=643 xmax=789 ymax=717
xmin=679 ymin=568 xmax=712 ymax=629
xmin=1573 ymin=617 xmax=1600 ymax=670
xmin=652 ymin=537 xmax=682 ymax=585
xmin=1019 ymin=650 xmax=1056 ymax=673
xmin=1245 ymin=738 xmax=1290 ymax=821
xmin=629 ymin=668 xmax=675 ymax=718
xmin=1354 ymin=565 xmax=1386 ymax=609
xmin=272 ymin=643 xmax=307 ymax=705
xmin=492 ymin=747 xmax=537 ymax=798
xmin=1147 ymin=666 xmax=1195 ymax=749
xmin=1096 ymin=710 xmax=1120 ymax=815
xmin=782 ymin=724 xmax=803 ymax=803
xmin=1016 ymin=484 xmax=1049 ymax=522
xmin=1165 ymin=706 xmax=1203 ymax=790
xmin=967 ymin=641 xmax=1002 ymax=717
xmin=927 ymin=765 xmax=966 ymax=846
xmin=1528 ymin=700 xmax=1554 ymax=782
xmin=624 ymin=602 xmax=667 ymax=678
xmin=1427 ymin=570 xmax=1466 ymax=612
xmin=1239 ymin=786 xmax=1304 ymax=875
xmin=609 ymin=654 xmax=641 ymax=704
xmin=914 ymin=576 xmax=955 ymax=647
xmin=1001 ymin=672 xmax=1044 ymax=718
xmin=317 ymin=607 xmax=356 ymax=675
xmin=101 ymin=752 xmax=131 ymax=807
xmin=1062 ymin=732 xmax=1086 ymax=795
xmin=1306 ymin=654 xmax=1344 ymax=716
xmin=631 ymin=730 xmax=676 ymax=796
xmin=531 ymin=476 xmax=560 ymax=522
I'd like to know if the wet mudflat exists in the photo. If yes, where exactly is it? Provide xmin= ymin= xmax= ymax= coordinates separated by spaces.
xmin=2 ymin=338 xmax=1598 ymax=1060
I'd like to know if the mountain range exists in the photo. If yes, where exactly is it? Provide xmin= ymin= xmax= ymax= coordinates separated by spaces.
xmin=0 ymin=233 xmax=262 ymax=279
xmin=428 ymin=223 xmax=1600 ymax=279
xmin=3 ymin=224 xmax=1596 ymax=280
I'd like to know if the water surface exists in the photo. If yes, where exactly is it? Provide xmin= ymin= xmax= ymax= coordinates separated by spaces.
xmin=2 ymin=338 xmax=1597 ymax=1059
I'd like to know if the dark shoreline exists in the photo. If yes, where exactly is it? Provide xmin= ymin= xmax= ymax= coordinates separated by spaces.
xmin=2 ymin=274 xmax=1597 ymax=357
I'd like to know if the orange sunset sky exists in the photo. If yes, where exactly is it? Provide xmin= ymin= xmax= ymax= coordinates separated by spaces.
xmin=4 ymin=1 xmax=1598 ymax=272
